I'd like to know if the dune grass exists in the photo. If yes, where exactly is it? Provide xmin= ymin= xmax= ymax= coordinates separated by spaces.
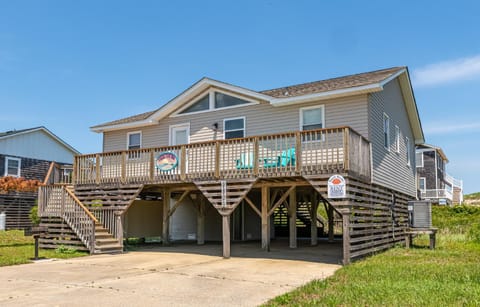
xmin=264 ymin=205 xmax=480 ymax=306
xmin=0 ymin=230 xmax=87 ymax=267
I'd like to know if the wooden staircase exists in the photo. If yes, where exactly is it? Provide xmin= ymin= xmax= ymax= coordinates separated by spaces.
xmin=194 ymin=179 xmax=257 ymax=214
xmin=74 ymin=184 xmax=143 ymax=209
xmin=94 ymin=222 xmax=123 ymax=254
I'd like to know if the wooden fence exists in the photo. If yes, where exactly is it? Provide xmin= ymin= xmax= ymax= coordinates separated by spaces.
xmin=74 ymin=127 xmax=371 ymax=185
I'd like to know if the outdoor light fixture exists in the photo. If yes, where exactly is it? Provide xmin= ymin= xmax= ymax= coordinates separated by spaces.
xmin=212 ymin=122 xmax=218 ymax=130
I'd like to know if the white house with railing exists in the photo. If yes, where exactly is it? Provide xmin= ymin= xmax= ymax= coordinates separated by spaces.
xmin=416 ymin=144 xmax=463 ymax=204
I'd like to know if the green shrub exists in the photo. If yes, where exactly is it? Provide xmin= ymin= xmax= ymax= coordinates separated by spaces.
xmin=29 ymin=205 xmax=40 ymax=226
xmin=468 ymin=223 xmax=480 ymax=244
xmin=55 ymin=245 xmax=77 ymax=254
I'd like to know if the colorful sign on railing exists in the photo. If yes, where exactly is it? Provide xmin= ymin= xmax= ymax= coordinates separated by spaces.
xmin=328 ymin=174 xmax=346 ymax=198
xmin=155 ymin=152 xmax=179 ymax=171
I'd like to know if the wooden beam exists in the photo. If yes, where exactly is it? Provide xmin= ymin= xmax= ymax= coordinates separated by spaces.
xmin=244 ymin=196 xmax=261 ymax=217
xmin=342 ymin=210 xmax=351 ymax=265
xmin=311 ymin=192 xmax=318 ymax=246
xmin=328 ymin=202 xmax=335 ymax=243
xmin=167 ymin=190 xmax=190 ymax=218
xmin=197 ymin=197 xmax=205 ymax=245
xmin=267 ymin=186 xmax=295 ymax=217
xmin=162 ymin=188 xmax=170 ymax=245
xmin=222 ymin=214 xmax=231 ymax=258
xmin=289 ymin=187 xmax=297 ymax=248
xmin=261 ymin=185 xmax=270 ymax=251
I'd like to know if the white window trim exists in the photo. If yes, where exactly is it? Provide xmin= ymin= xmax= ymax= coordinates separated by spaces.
xmin=169 ymin=123 xmax=191 ymax=145
xmin=171 ymin=89 xmax=259 ymax=117
xmin=299 ymin=105 xmax=325 ymax=131
xmin=223 ymin=116 xmax=246 ymax=139
xmin=406 ymin=136 xmax=411 ymax=167
xmin=416 ymin=151 xmax=424 ymax=168
xmin=383 ymin=113 xmax=390 ymax=151
xmin=419 ymin=177 xmax=426 ymax=191
xmin=395 ymin=125 xmax=400 ymax=153
xmin=126 ymin=131 xmax=142 ymax=150
xmin=5 ymin=156 xmax=21 ymax=177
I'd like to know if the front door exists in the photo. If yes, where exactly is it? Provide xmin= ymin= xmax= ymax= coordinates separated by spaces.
xmin=170 ymin=124 xmax=189 ymax=146
xmin=170 ymin=124 xmax=190 ymax=173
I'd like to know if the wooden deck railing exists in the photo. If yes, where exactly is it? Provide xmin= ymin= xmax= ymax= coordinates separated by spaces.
xmin=38 ymin=185 xmax=97 ymax=253
xmin=74 ymin=127 xmax=371 ymax=185
xmin=90 ymin=207 xmax=123 ymax=241
xmin=43 ymin=162 xmax=74 ymax=185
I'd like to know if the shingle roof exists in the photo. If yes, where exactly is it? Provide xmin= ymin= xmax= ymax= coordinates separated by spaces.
xmin=91 ymin=110 xmax=159 ymax=129
xmin=0 ymin=126 xmax=44 ymax=138
xmin=260 ymin=67 xmax=405 ymax=98
xmin=92 ymin=66 xmax=405 ymax=129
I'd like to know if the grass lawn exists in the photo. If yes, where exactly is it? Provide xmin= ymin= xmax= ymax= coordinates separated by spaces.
xmin=264 ymin=205 xmax=480 ymax=306
xmin=0 ymin=230 xmax=87 ymax=267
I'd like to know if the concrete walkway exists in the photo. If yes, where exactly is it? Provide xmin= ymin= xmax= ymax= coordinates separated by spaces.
xmin=0 ymin=240 xmax=342 ymax=306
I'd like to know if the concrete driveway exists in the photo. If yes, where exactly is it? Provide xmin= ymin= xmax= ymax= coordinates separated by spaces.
xmin=0 ymin=240 xmax=342 ymax=306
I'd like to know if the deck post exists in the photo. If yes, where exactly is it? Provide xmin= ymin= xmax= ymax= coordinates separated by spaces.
xmin=222 ymin=213 xmax=231 ymax=258
xmin=342 ymin=208 xmax=351 ymax=265
xmin=115 ymin=212 xmax=124 ymax=249
xmin=289 ymin=187 xmax=297 ymax=248
xmin=328 ymin=203 xmax=335 ymax=242
xmin=295 ymin=131 xmax=302 ymax=174
xmin=149 ymin=149 xmax=155 ymax=181
xmin=162 ymin=188 xmax=170 ymax=245
xmin=261 ymin=185 xmax=270 ymax=251
xmin=311 ymin=192 xmax=318 ymax=246
xmin=197 ymin=197 xmax=205 ymax=245
xmin=95 ymin=154 xmax=100 ymax=184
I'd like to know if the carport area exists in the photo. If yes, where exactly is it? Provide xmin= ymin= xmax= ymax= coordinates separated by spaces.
xmin=0 ymin=240 xmax=342 ymax=306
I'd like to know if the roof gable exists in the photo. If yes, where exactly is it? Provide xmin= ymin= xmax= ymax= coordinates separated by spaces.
xmin=0 ymin=126 xmax=80 ymax=155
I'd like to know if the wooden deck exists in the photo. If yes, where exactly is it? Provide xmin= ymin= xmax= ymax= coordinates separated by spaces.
xmin=73 ymin=127 xmax=371 ymax=186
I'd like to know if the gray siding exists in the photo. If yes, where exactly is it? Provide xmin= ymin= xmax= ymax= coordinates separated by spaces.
xmin=0 ymin=130 xmax=76 ymax=164
xmin=369 ymin=80 xmax=416 ymax=196
xmin=103 ymin=93 xmax=369 ymax=152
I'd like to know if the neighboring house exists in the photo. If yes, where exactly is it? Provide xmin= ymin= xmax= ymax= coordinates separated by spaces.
xmin=39 ymin=67 xmax=425 ymax=264
xmin=0 ymin=126 xmax=80 ymax=229
xmin=416 ymin=144 xmax=463 ymax=204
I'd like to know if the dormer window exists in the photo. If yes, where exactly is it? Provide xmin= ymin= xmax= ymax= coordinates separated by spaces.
xmin=174 ymin=90 xmax=256 ymax=116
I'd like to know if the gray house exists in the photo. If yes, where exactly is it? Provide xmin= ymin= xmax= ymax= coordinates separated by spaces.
xmin=416 ymin=144 xmax=463 ymax=204
xmin=39 ymin=67 xmax=425 ymax=264
xmin=0 ymin=126 xmax=79 ymax=229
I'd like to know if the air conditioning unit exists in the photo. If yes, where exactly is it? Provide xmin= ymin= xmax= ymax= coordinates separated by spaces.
xmin=408 ymin=201 xmax=432 ymax=228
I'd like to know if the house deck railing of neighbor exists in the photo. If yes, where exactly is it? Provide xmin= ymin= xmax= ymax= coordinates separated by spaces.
xmin=73 ymin=126 xmax=371 ymax=185
xmin=421 ymin=189 xmax=453 ymax=201
xmin=444 ymin=173 xmax=463 ymax=189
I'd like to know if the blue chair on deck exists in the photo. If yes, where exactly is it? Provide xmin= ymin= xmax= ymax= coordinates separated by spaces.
xmin=263 ymin=148 xmax=296 ymax=168
xmin=236 ymin=152 xmax=255 ymax=169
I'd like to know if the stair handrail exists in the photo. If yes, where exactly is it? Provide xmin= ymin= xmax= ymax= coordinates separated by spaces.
xmin=64 ymin=187 xmax=99 ymax=223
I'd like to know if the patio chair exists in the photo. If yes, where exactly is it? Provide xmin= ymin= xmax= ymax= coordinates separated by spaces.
xmin=236 ymin=152 xmax=255 ymax=169
xmin=263 ymin=148 xmax=296 ymax=168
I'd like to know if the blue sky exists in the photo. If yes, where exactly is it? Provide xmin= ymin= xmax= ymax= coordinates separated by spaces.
xmin=1 ymin=1 xmax=479 ymax=193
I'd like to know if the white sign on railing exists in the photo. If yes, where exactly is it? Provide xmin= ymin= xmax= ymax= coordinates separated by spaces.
xmin=328 ymin=175 xmax=346 ymax=198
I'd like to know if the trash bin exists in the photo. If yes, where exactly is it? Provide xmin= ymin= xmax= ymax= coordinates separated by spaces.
xmin=0 ymin=212 xmax=6 ymax=231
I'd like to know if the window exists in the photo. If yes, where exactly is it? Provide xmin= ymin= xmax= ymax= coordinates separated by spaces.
xmin=383 ymin=113 xmax=390 ymax=150
xmin=5 ymin=157 xmax=21 ymax=177
xmin=419 ymin=177 xmax=426 ymax=191
xmin=127 ymin=131 xmax=142 ymax=159
xmin=406 ymin=137 xmax=411 ymax=166
xmin=127 ymin=132 xmax=142 ymax=150
xmin=300 ymin=106 xmax=324 ymax=131
xmin=416 ymin=151 xmax=424 ymax=167
xmin=215 ymin=92 xmax=250 ymax=109
xmin=176 ymin=91 xmax=254 ymax=115
xmin=224 ymin=117 xmax=245 ymax=139
xmin=179 ymin=95 xmax=209 ymax=114
xmin=395 ymin=125 xmax=400 ymax=153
